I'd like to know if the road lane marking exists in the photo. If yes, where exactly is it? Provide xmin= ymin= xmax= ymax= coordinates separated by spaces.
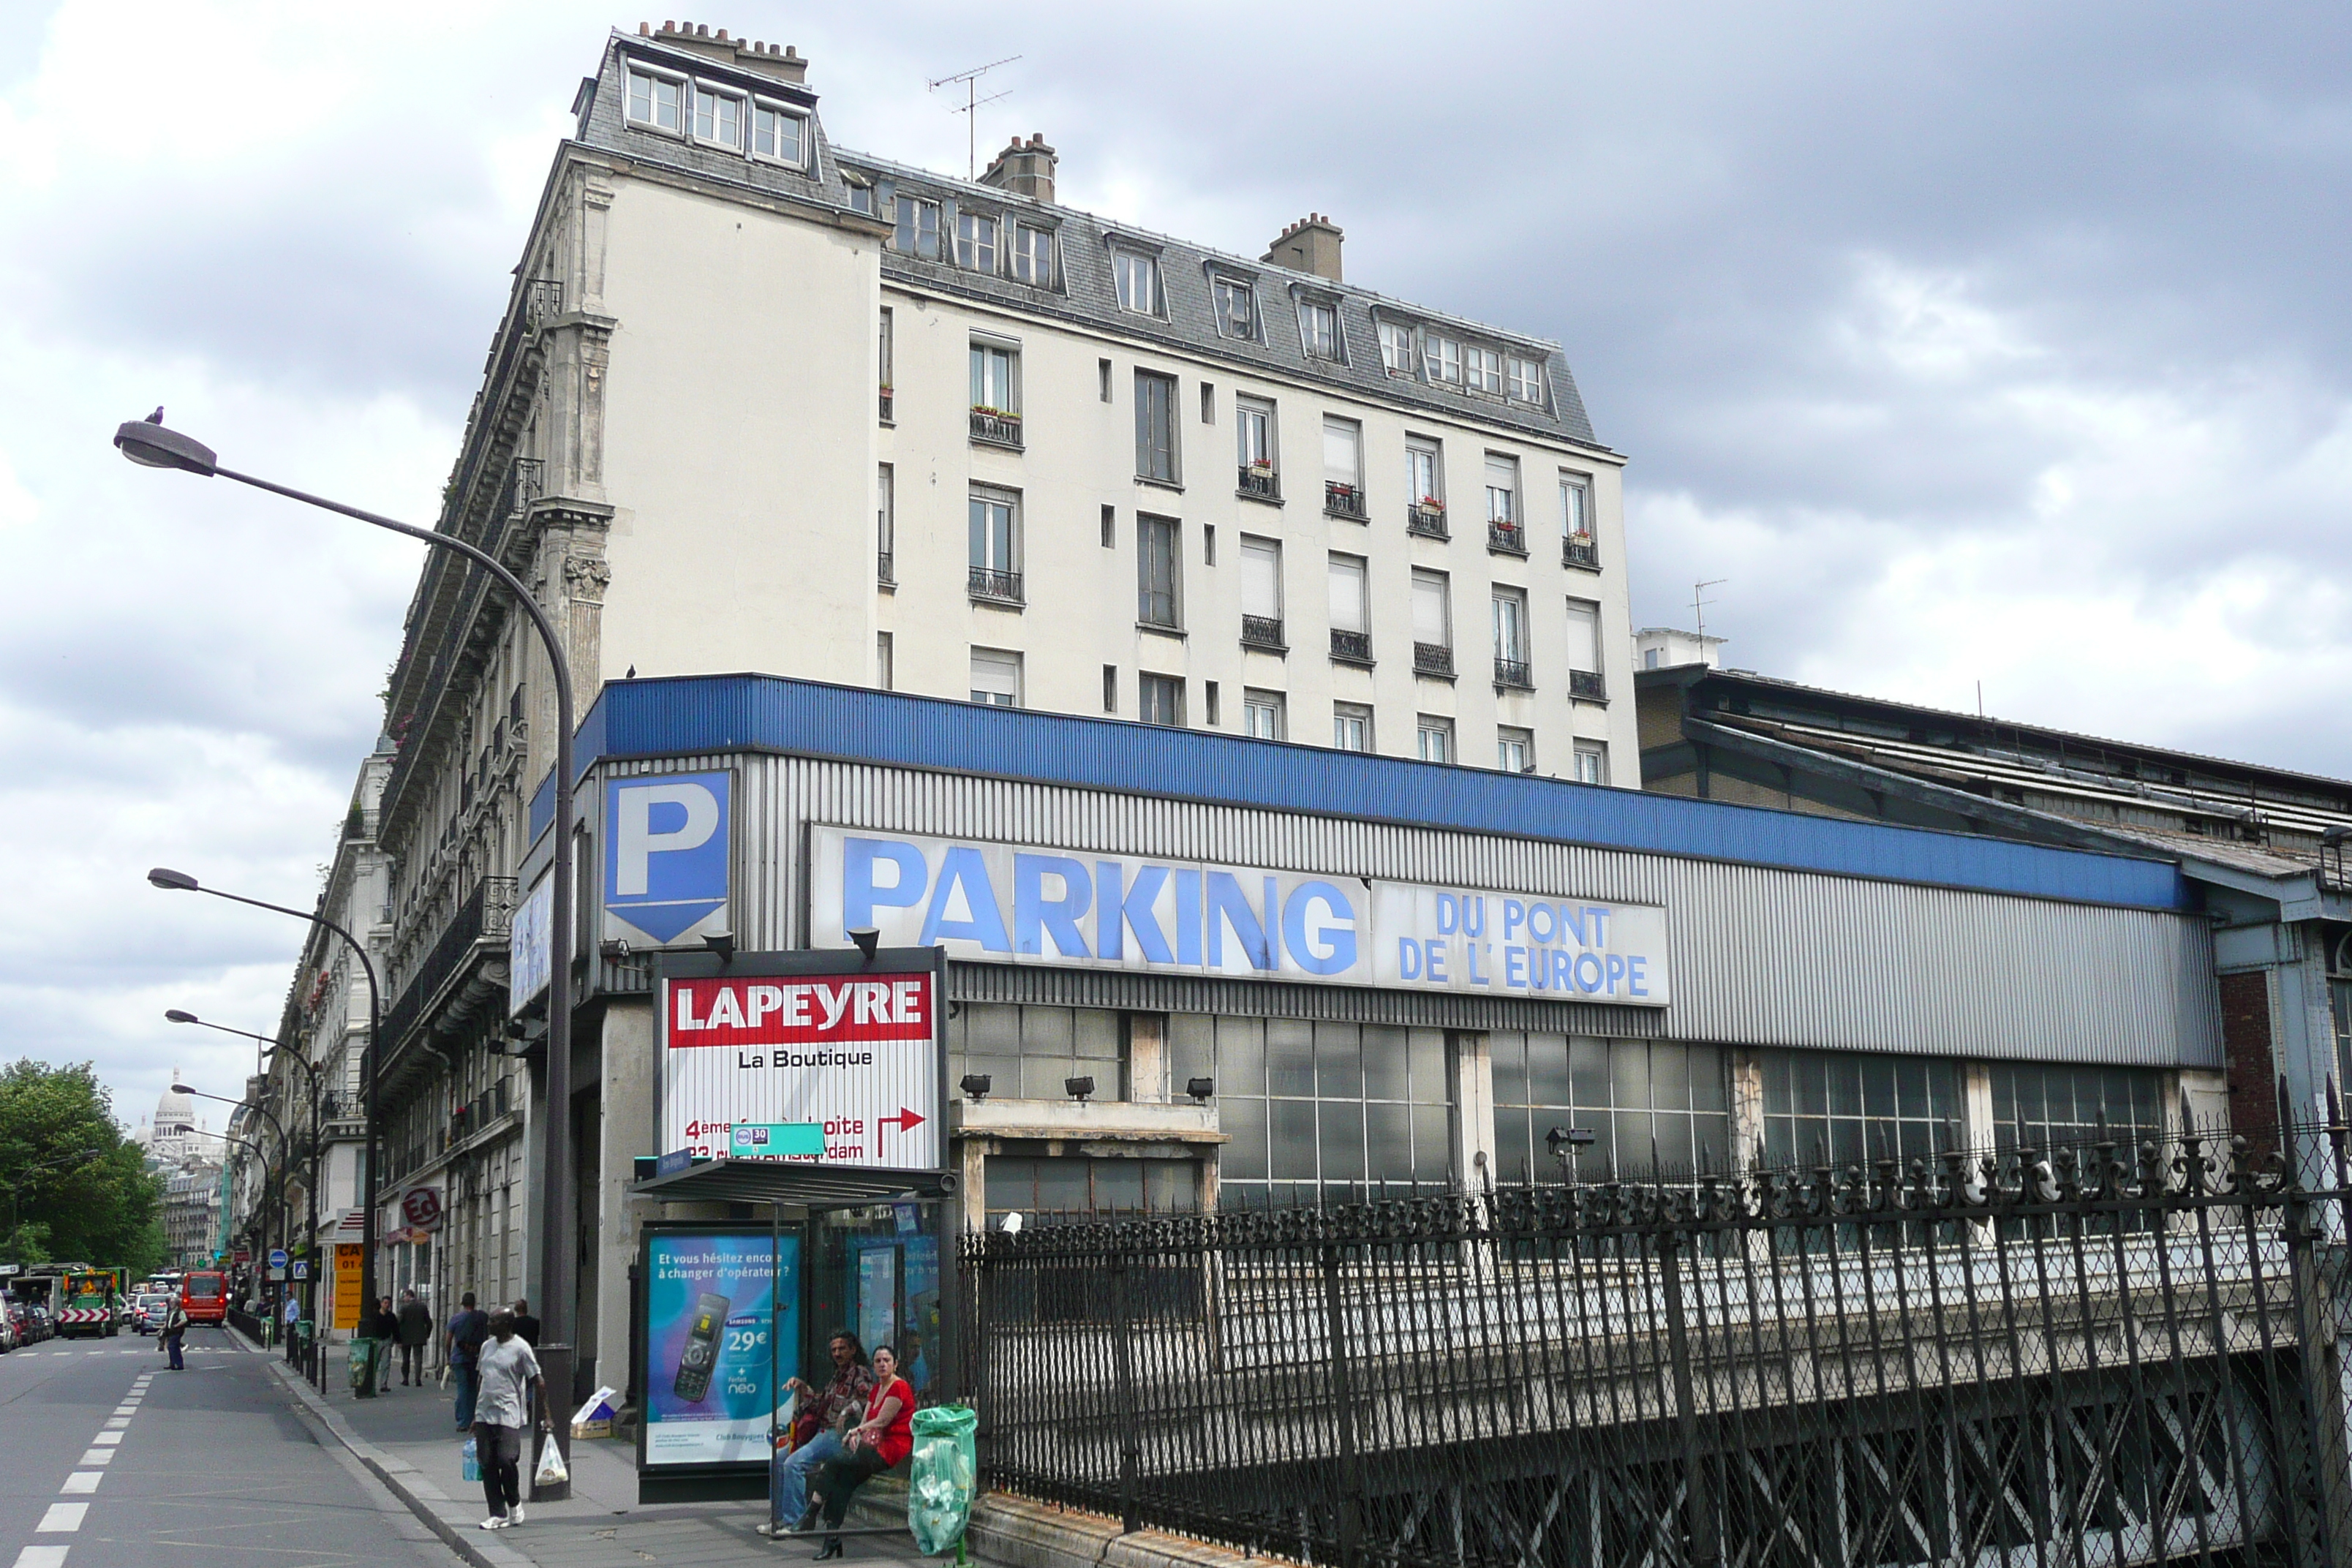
xmin=91 ymin=1433 xmax=122 ymax=1447
xmin=102 ymin=1420 xmax=128 ymax=1429
xmin=59 ymin=1474 xmax=99 ymax=1495
xmin=110 ymin=1407 xmax=135 ymax=1416
xmin=77 ymin=1450 xmax=111 ymax=1466
xmin=37 ymin=1505 xmax=86 ymax=1533
xmin=15 ymin=1546 xmax=69 ymax=1568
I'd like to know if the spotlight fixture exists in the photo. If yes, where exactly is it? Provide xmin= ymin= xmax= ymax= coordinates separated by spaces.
xmin=598 ymin=938 xmax=632 ymax=962
xmin=147 ymin=867 xmax=200 ymax=892
xmin=702 ymin=930 xmax=736 ymax=963
xmin=165 ymin=1008 xmax=200 ymax=1025
xmin=1064 ymin=1075 xmax=1096 ymax=1103
xmin=1186 ymin=1077 xmax=1215 ymax=1102
xmin=959 ymin=1073 xmax=992 ymax=1101
xmin=849 ymin=927 xmax=880 ymax=961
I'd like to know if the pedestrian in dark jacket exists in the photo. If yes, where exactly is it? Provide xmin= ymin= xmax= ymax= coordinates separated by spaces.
xmin=396 ymin=1290 xmax=432 ymax=1387
xmin=372 ymin=1297 xmax=401 ymax=1391
xmin=447 ymin=1292 xmax=489 ymax=1430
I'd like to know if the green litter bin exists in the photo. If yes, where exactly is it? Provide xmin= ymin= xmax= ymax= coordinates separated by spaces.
xmin=348 ymin=1336 xmax=382 ymax=1393
xmin=908 ymin=1405 xmax=978 ymax=1556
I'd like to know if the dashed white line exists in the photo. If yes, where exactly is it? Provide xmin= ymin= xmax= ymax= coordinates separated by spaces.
xmin=77 ymin=1450 xmax=111 ymax=1466
xmin=102 ymin=1419 xmax=127 ymax=1430
xmin=91 ymin=1433 xmax=122 ymax=1447
xmin=15 ymin=1545 xmax=70 ymax=1568
xmin=59 ymin=1474 xmax=99 ymax=1495
xmin=36 ymin=1504 xmax=86 ymax=1534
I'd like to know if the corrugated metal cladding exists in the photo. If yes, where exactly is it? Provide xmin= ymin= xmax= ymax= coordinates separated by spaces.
xmin=591 ymin=752 xmax=2225 ymax=1071
xmin=533 ymin=675 xmax=2190 ymax=911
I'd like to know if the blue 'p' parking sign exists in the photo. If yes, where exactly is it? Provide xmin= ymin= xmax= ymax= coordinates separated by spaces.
xmin=604 ymin=771 xmax=731 ymax=945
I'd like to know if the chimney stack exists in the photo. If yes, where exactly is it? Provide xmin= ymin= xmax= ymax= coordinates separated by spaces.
xmin=980 ymin=134 xmax=1057 ymax=204
xmin=640 ymin=21 xmax=808 ymax=83
xmin=1262 ymin=214 xmax=1343 ymax=282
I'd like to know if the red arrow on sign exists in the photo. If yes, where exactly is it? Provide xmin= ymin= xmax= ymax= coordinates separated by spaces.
xmin=879 ymin=1108 xmax=926 ymax=1135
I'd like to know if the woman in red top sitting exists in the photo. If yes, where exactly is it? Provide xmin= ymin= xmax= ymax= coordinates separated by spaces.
xmin=810 ymin=1343 xmax=915 ymax=1558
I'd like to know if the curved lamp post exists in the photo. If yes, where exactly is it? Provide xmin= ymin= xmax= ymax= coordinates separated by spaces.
xmin=173 ymin=1083 xmax=314 ymax=1378
xmin=121 ymin=412 xmax=578 ymax=1423
xmin=166 ymin=1010 xmax=324 ymax=1286
xmin=181 ymin=1127 xmax=276 ymax=1327
xmin=151 ymin=872 xmax=380 ymax=1392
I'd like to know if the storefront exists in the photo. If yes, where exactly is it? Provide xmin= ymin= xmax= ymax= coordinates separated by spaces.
xmin=512 ymin=674 xmax=2227 ymax=1401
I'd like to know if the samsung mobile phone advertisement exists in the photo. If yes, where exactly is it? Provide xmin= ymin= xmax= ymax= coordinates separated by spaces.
xmin=642 ymin=1232 xmax=801 ymax=1469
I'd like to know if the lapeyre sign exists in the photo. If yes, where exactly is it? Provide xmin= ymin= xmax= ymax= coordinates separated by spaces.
xmin=660 ymin=958 xmax=943 ymax=1171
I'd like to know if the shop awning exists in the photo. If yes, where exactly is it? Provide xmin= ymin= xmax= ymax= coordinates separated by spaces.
xmin=627 ymin=1156 xmax=955 ymax=1212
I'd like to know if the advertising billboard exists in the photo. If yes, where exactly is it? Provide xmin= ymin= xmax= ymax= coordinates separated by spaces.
xmin=638 ymin=1228 xmax=801 ymax=1471
xmin=807 ymin=825 xmax=1670 ymax=1006
xmin=659 ymin=951 xmax=945 ymax=1169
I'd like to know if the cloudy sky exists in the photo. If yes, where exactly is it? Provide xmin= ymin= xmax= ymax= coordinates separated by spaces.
xmin=3 ymin=1 xmax=2348 ymax=1127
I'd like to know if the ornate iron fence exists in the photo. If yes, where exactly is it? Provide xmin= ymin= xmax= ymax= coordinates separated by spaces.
xmin=963 ymin=1104 xmax=2352 ymax=1568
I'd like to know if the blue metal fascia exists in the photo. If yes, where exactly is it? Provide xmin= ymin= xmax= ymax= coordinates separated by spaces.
xmin=527 ymin=674 xmax=2191 ymax=912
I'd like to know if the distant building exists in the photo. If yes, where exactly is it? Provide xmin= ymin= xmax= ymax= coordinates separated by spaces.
xmin=1636 ymin=663 xmax=2352 ymax=1136
xmin=159 ymin=1153 xmax=222 ymax=1269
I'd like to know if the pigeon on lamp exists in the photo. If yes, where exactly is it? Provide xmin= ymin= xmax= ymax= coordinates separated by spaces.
xmin=148 ymin=407 xmax=164 ymax=423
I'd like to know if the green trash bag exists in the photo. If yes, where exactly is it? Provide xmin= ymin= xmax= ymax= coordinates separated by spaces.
xmin=347 ymin=1338 xmax=380 ymax=1393
xmin=907 ymin=1405 xmax=978 ymax=1556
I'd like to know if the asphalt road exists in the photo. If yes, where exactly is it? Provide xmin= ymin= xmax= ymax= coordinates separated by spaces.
xmin=1 ymin=1326 xmax=465 ymax=1568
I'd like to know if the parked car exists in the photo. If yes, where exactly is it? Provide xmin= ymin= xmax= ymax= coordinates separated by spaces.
xmin=132 ymin=1294 xmax=170 ymax=1335
xmin=14 ymin=1303 xmax=49 ymax=1343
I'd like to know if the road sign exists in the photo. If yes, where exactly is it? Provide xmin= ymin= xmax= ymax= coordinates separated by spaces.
xmin=728 ymin=1122 xmax=826 ymax=1158
xmin=268 ymin=1248 xmax=289 ymax=1270
xmin=290 ymin=1259 xmax=309 ymax=1281
xmin=660 ymin=951 xmax=943 ymax=1170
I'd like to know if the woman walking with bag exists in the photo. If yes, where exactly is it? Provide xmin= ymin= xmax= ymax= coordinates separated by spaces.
xmin=808 ymin=1344 xmax=914 ymax=1560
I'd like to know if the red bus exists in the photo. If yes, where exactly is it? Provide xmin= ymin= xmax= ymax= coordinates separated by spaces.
xmin=180 ymin=1270 xmax=228 ymax=1325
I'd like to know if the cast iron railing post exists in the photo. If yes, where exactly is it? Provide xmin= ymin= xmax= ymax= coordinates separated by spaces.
xmin=1112 ymin=1244 xmax=1141 ymax=1535
xmin=2280 ymin=1079 xmax=2352 ymax=1568
xmin=1320 ymin=1240 xmax=1362 ymax=1568
xmin=1659 ymin=1226 xmax=1720 ymax=1568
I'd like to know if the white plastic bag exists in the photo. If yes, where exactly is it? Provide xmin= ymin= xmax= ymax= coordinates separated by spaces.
xmin=532 ymin=1436 xmax=569 ymax=1493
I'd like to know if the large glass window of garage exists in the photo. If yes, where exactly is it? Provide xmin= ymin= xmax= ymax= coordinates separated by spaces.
xmin=1760 ymin=1049 xmax=1959 ymax=1170
xmin=1172 ymin=1017 xmax=1452 ymax=1208
xmin=1493 ymin=1036 xmax=1730 ymax=1183
xmin=1990 ymin=1063 xmax=2162 ymax=1157
xmin=949 ymin=1003 xmax=1124 ymax=1101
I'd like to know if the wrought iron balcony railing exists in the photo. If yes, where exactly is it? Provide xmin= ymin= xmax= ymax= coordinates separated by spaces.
xmin=1237 ymin=466 xmax=1279 ymax=501
xmin=879 ymin=390 xmax=894 ymax=423
xmin=970 ymin=408 xmax=1023 ymax=448
xmin=1330 ymin=628 xmax=1373 ymax=666
xmin=1488 ymin=519 xmax=1527 ymax=555
xmin=969 ymin=566 xmax=1024 ymax=604
xmin=1564 ymin=535 xmax=1600 ymax=570
xmin=1407 ymin=503 xmax=1447 ymax=540
xmin=1413 ymin=642 xmax=1455 ymax=678
xmin=1569 ymin=668 xmax=1607 ymax=701
xmin=1241 ymin=615 xmax=1286 ymax=652
xmin=1324 ymin=482 xmax=1368 ymax=521
xmin=1493 ymin=657 xmax=1534 ymax=690
xmin=878 ymin=549 xmax=895 ymax=585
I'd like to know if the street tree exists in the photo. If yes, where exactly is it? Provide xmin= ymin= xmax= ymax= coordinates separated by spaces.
xmin=0 ymin=1060 xmax=165 ymax=1273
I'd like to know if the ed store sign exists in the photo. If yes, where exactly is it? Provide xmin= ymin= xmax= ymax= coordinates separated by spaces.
xmin=807 ymin=826 xmax=1670 ymax=1007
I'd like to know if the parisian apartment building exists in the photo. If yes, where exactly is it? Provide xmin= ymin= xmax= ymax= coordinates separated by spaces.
xmin=288 ymin=21 xmax=1639 ymax=1374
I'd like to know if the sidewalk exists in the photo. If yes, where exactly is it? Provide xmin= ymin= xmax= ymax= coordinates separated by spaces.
xmin=258 ymin=1337 xmax=937 ymax=1568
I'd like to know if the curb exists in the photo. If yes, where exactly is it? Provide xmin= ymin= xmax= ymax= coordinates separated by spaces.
xmin=257 ymin=1348 xmax=537 ymax=1568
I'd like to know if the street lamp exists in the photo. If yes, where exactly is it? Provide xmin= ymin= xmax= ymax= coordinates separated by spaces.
xmin=154 ymin=883 xmax=363 ymax=1387
xmin=174 ymin=1082 xmax=314 ymax=1377
xmin=121 ymin=414 xmax=578 ymax=1418
xmin=165 ymin=1012 xmax=323 ymax=1264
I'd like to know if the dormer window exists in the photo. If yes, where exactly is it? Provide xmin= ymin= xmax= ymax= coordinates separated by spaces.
xmin=626 ymin=67 xmax=684 ymax=133
xmin=692 ymin=84 xmax=744 ymax=149
xmin=846 ymin=181 xmax=874 ymax=215
xmin=1423 ymin=333 xmax=1461 ymax=385
xmin=1114 ymin=249 xmax=1161 ymax=314
xmin=752 ymin=101 xmax=805 ymax=165
xmin=1010 ymin=224 xmax=1055 ymax=285
xmin=1299 ymin=298 xmax=1340 ymax=361
xmin=1213 ymin=276 xmax=1256 ymax=339
xmin=894 ymin=195 xmax=941 ymax=260
xmin=1508 ymin=355 xmax=1545 ymax=402
xmin=956 ymin=211 xmax=999 ymax=274
xmin=1378 ymin=320 xmax=1413 ymax=374
xmin=1466 ymin=344 xmax=1504 ymax=395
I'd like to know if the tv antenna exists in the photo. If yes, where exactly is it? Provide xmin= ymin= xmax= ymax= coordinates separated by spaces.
xmin=929 ymin=56 xmax=1021 ymax=181
xmin=1692 ymin=578 xmax=1727 ymax=643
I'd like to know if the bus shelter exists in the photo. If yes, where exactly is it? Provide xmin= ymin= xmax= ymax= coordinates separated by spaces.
xmin=625 ymin=1156 xmax=956 ymax=1504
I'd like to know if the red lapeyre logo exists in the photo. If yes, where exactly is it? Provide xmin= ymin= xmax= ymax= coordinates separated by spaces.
xmin=667 ymin=973 xmax=930 ymax=1049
